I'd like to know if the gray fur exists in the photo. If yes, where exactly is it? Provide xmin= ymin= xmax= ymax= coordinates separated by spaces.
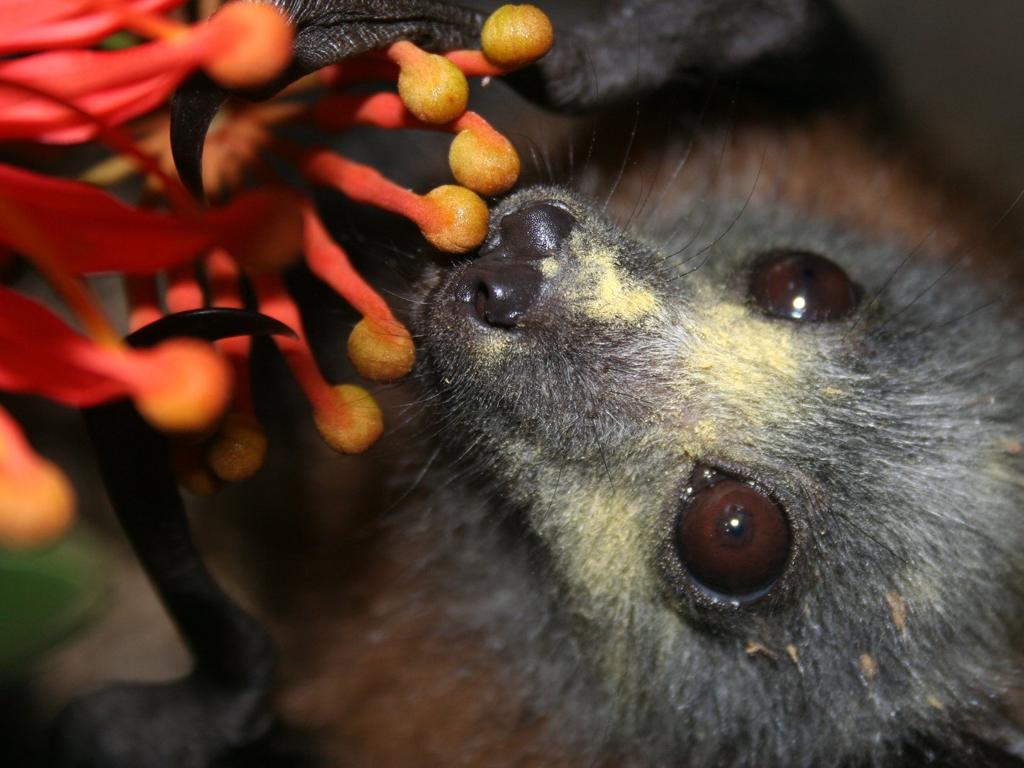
xmin=404 ymin=173 xmax=1024 ymax=767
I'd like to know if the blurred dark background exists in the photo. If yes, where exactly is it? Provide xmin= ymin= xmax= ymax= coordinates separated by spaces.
xmin=838 ymin=0 xmax=1024 ymax=233
xmin=533 ymin=0 xmax=1024 ymax=233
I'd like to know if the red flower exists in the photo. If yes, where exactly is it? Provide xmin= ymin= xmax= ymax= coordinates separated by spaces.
xmin=0 ymin=0 xmax=553 ymax=546
xmin=0 ymin=1 xmax=293 ymax=142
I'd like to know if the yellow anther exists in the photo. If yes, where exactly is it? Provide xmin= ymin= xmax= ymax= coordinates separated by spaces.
xmin=395 ymin=45 xmax=470 ymax=124
xmin=481 ymin=5 xmax=554 ymax=69
xmin=348 ymin=317 xmax=416 ymax=382
xmin=206 ymin=412 xmax=267 ymax=483
xmin=449 ymin=128 xmax=520 ymax=196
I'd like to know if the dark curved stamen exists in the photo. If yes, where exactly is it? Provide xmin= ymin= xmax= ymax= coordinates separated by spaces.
xmin=125 ymin=306 xmax=297 ymax=348
xmin=169 ymin=73 xmax=230 ymax=200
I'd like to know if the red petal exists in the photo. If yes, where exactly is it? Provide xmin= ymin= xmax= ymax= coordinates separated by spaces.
xmin=0 ymin=21 xmax=214 ymax=141
xmin=0 ymin=164 xmax=297 ymax=275
xmin=0 ymin=40 xmax=199 ymax=103
xmin=1 ymin=2 xmax=85 ymax=37
xmin=0 ymin=287 xmax=128 ymax=406
xmin=0 ymin=71 xmax=181 ymax=143
xmin=0 ymin=164 xmax=210 ymax=273
xmin=0 ymin=0 xmax=185 ymax=56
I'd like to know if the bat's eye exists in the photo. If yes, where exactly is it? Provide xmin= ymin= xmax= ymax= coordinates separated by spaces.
xmin=749 ymin=250 xmax=857 ymax=321
xmin=675 ymin=476 xmax=790 ymax=603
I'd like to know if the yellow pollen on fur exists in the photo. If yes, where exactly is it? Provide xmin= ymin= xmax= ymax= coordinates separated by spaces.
xmin=689 ymin=419 xmax=717 ymax=453
xmin=471 ymin=332 xmax=512 ymax=367
xmin=686 ymin=301 xmax=800 ymax=425
xmin=559 ymin=486 xmax=653 ymax=599
xmin=538 ymin=256 xmax=560 ymax=278
xmin=499 ymin=439 xmax=652 ymax=600
xmin=569 ymin=247 xmax=659 ymax=323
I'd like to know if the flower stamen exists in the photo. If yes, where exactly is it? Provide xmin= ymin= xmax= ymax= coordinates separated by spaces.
xmin=302 ymin=205 xmax=414 ymax=382
xmin=389 ymin=41 xmax=469 ymax=125
xmin=252 ymin=275 xmax=383 ymax=454
xmin=311 ymin=92 xmax=519 ymax=195
xmin=300 ymin=149 xmax=488 ymax=253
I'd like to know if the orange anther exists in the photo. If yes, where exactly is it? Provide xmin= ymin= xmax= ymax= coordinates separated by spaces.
xmin=204 ymin=2 xmax=294 ymax=90
xmin=313 ymin=384 xmax=384 ymax=455
xmin=132 ymin=339 xmax=232 ymax=435
xmin=422 ymin=185 xmax=489 ymax=253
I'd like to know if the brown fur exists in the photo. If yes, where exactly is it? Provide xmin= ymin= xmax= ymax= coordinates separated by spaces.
xmin=274 ymin=516 xmax=565 ymax=767
xmin=606 ymin=112 xmax=1014 ymax=269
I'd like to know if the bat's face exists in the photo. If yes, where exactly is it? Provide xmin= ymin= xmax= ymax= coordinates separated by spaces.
xmin=415 ymin=146 xmax=1024 ymax=765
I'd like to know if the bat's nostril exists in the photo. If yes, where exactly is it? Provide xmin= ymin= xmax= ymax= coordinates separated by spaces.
xmin=463 ymin=264 xmax=540 ymax=329
xmin=453 ymin=199 xmax=574 ymax=330
xmin=473 ymin=282 xmax=490 ymax=323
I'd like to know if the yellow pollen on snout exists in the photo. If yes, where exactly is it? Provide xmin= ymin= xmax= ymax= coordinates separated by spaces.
xmin=470 ymin=332 xmax=512 ymax=367
xmin=538 ymin=256 xmax=560 ymax=278
xmin=563 ymin=239 xmax=659 ymax=324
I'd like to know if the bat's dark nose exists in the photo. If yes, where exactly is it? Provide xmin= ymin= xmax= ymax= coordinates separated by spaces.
xmin=455 ymin=201 xmax=575 ymax=329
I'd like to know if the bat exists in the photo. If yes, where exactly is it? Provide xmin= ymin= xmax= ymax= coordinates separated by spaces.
xmin=49 ymin=2 xmax=1024 ymax=766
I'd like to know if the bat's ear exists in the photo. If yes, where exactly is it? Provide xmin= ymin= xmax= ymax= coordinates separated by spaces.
xmin=505 ymin=0 xmax=879 ymax=112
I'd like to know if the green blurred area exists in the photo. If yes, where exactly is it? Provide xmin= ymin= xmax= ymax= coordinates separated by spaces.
xmin=98 ymin=31 xmax=142 ymax=50
xmin=0 ymin=530 xmax=107 ymax=677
